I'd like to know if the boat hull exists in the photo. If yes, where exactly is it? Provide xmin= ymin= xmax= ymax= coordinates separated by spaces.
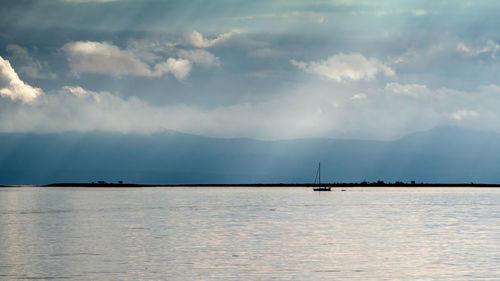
xmin=313 ymin=187 xmax=331 ymax=191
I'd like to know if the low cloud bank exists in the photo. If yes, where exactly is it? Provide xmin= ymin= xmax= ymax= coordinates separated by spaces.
xmin=0 ymin=53 xmax=498 ymax=140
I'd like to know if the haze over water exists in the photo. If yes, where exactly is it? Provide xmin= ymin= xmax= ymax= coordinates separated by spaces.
xmin=1 ymin=186 xmax=499 ymax=280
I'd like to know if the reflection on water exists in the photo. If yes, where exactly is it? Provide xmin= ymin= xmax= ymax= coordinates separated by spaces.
xmin=1 ymin=187 xmax=500 ymax=280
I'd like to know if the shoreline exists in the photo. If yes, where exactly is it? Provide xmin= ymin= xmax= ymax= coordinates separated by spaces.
xmin=1 ymin=182 xmax=498 ymax=188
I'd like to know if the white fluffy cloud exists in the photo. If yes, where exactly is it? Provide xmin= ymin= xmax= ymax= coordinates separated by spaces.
xmin=291 ymin=53 xmax=395 ymax=82
xmin=154 ymin=58 xmax=191 ymax=80
xmin=62 ymin=41 xmax=192 ymax=80
xmin=448 ymin=110 xmax=478 ymax=121
xmin=6 ymin=44 xmax=56 ymax=79
xmin=189 ymin=29 xmax=241 ymax=48
xmin=62 ymin=41 xmax=153 ymax=77
xmin=457 ymin=40 xmax=500 ymax=58
xmin=62 ymin=85 xmax=101 ymax=101
xmin=385 ymin=82 xmax=429 ymax=97
xmin=351 ymin=93 xmax=367 ymax=100
xmin=125 ymin=39 xmax=172 ymax=63
xmin=177 ymin=49 xmax=220 ymax=67
xmin=0 ymin=56 xmax=43 ymax=103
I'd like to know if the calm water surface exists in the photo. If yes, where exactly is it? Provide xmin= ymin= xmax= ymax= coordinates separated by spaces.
xmin=1 ymin=186 xmax=500 ymax=280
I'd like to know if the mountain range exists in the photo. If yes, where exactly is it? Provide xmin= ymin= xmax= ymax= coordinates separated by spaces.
xmin=1 ymin=126 xmax=500 ymax=185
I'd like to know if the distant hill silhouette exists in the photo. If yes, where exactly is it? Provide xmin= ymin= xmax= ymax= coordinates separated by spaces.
xmin=1 ymin=126 xmax=500 ymax=185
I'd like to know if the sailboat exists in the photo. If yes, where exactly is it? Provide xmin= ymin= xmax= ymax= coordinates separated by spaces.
xmin=312 ymin=162 xmax=331 ymax=191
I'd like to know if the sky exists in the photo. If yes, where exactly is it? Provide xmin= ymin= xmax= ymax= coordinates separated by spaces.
xmin=1 ymin=0 xmax=500 ymax=140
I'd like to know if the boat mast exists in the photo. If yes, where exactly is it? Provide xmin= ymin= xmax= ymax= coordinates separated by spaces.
xmin=319 ymin=162 xmax=321 ymax=185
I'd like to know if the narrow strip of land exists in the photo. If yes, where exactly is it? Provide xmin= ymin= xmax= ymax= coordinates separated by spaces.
xmin=33 ymin=182 xmax=500 ymax=188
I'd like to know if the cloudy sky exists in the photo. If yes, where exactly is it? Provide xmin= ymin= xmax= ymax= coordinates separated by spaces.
xmin=1 ymin=0 xmax=499 ymax=140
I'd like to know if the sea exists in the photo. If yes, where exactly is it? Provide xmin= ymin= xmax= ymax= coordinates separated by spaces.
xmin=1 ymin=186 xmax=499 ymax=280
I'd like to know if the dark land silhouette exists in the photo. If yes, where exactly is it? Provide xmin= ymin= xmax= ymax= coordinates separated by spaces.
xmin=41 ymin=181 xmax=500 ymax=188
